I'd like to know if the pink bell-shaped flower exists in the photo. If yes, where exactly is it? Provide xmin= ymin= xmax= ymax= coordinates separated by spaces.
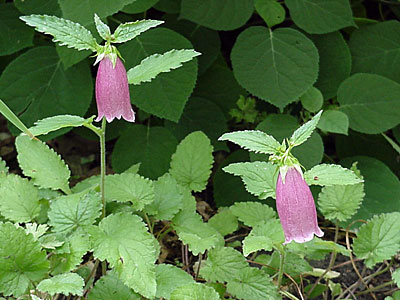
xmin=276 ymin=166 xmax=324 ymax=244
xmin=95 ymin=56 xmax=135 ymax=122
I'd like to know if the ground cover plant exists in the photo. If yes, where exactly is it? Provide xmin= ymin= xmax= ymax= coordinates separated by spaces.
xmin=0 ymin=0 xmax=400 ymax=299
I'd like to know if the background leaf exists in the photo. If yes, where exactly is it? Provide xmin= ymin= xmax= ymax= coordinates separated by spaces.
xmin=230 ymin=202 xmax=276 ymax=227
xmin=155 ymin=264 xmax=194 ymax=299
xmin=37 ymin=273 xmax=84 ymax=296
xmin=170 ymin=283 xmax=220 ymax=300
xmin=255 ymin=0 xmax=286 ymax=28
xmin=317 ymin=110 xmax=349 ymax=135
xmin=300 ymin=87 xmax=323 ymax=113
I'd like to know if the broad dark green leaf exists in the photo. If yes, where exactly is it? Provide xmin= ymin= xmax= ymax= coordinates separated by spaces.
xmin=317 ymin=110 xmax=349 ymax=135
xmin=119 ymin=28 xmax=198 ymax=122
xmin=0 ymin=46 xmax=93 ymax=135
xmin=0 ymin=3 xmax=34 ymax=56
xmin=285 ymin=0 xmax=355 ymax=34
xmin=231 ymin=27 xmax=319 ymax=110
xmin=338 ymin=74 xmax=400 ymax=134
xmin=255 ymin=0 xmax=286 ymax=28
xmin=180 ymin=0 xmax=254 ymax=31
xmin=154 ymin=0 xmax=181 ymax=13
xmin=14 ymin=0 xmax=61 ymax=15
xmin=112 ymin=125 xmax=178 ymax=179
xmin=123 ymin=0 xmax=160 ymax=13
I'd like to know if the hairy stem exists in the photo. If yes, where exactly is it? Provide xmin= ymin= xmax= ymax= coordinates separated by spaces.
xmin=277 ymin=246 xmax=286 ymax=289
xmin=100 ymin=118 xmax=107 ymax=219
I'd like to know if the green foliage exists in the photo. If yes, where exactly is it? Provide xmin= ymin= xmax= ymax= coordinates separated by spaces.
xmin=20 ymin=14 xmax=98 ymax=51
xmin=300 ymin=87 xmax=324 ymax=113
xmin=230 ymin=202 xmax=276 ymax=227
xmin=0 ymin=223 xmax=49 ymax=297
xmin=29 ymin=115 xmax=87 ymax=136
xmin=113 ymin=19 xmax=164 ymax=43
xmin=170 ymin=131 xmax=214 ymax=192
xmin=93 ymin=14 xmax=110 ymax=40
xmin=304 ymin=164 xmax=363 ymax=186
xmin=393 ymin=269 xmax=400 ymax=288
xmin=37 ymin=273 xmax=84 ymax=296
xmin=285 ymin=0 xmax=355 ymax=34
xmin=155 ymin=264 xmax=194 ymax=299
xmin=317 ymin=110 xmax=349 ymax=135
xmin=170 ymin=282 xmax=221 ymax=300
xmin=128 ymin=49 xmax=200 ymax=84
xmin=0 ymin=175 xmax=40 ymax=222
xmin=223 ymin=162 xmax=277 ymax=199
xmin=353 ymin=213 xmax=400 ymax=268
xmin=16 ymin=135 xmax=71 ymax=193
xmin=208 ymin=208 xmax=238 ymax=236
xmin=338 ymin=74 xmax=400 ymax=134
xmin=255 ymin=0 xmax=286 ymax=28
xmin=289 ymin=110 xmax=322 ymax=147
xmin=286 ymin=237 xmax=350 ymax=260
xmin=180 ymin=0 xmax=254 ymax=31
xmin=123 ymin=0 xmax=160 ymax=14
xmin=105 ymin=173 xmax=154 ymax=210
xmin=231 ymin=27 xmax=319 ymax=110
xmin=89 ymin=213 xmax=158 ymax=298
xmin=88 ymin=272 xmax=140 ymax=300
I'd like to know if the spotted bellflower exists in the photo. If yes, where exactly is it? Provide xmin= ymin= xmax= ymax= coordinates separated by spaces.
xmin=275 ymin=164 xmax=324 ymax=244
xmin=95 ymin=51 xmax=135 ymax=123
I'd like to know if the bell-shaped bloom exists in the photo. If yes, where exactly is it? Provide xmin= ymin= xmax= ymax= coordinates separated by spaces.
xmin=276 ymin=166 xmax=324 ymax=244
xmin=95 ymin=56 xmax=135 ymax=122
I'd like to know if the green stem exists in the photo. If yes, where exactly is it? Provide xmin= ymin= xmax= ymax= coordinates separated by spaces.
xmin=100 ymin=118 xmax=107 ymax=219
xmin=355 ymin=281 xmax=394 ymax=296
xmin=277 ymin=246 xmax=286 ymax=289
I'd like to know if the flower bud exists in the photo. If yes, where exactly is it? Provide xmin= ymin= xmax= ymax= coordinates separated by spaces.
xmin=276 ymin=166 xmax=324 ymax=244
xmin=95 ymin=56 xmax=135 ymax=122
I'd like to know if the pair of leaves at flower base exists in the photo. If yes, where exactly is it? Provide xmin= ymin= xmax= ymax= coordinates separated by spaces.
xmin=19 ymin=14 xmax=200 ymax=86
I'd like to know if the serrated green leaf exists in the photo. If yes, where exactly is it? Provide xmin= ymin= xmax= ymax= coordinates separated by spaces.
xmin=223 ymin=162 xmax=278 ymax=199
xmin=25 ymin=223 xmax=48 ymax=240
xmin=29 ymin=115 xmax=87 ymax=136
xmin=300 ymin=87 xmax=323 ymax=113
xmin=226 ymin=267 xmax=281 ymax=300
xmin=318 ymin=183 xmax=364 ymax=222
xmin=170 ymin=282 xmax=221 ymax=300
xmin=104 ymin=173 xmax=154 ymax=211
xmin=218 ymin=130 xmax=280 ymax=155
xmin=50 ymin=233 xmax=90 ymax=274
xmin=113 ymin=19 xmax=164 ymax=43
xmin=257 ymin=251 xmax=313 ymax=277
xmin=289 ymin=111 xmax=322 ymax=147
xmin=145 ymin=173 xmax=183 ymax=220
xmin=172 ymin=211 xmax=223 ymax=255
xmin=231 ymin=27 xmax=319 ymax=110
xmin=286 ymin=237 xmax=350 ymax=260
xmin=285 ymin=0 xmax=355 ymax=34
xmin=88 ymin=272 xmax=141 ymax=300
xmin=304 ymin=164 xmax=363 ymax=186
xmin=0 ymin=223 xmax=49 ymax=297
xmin=112 ymin=125 xmax=178 ymax=179
xmin=242 ymin=220 xmax=285 ymax=256
xmin=16 ymin=135 xmax=71 ymax=193
xmin=170 ymin=131 xmax=214 ymax=192
xmin=353 ymin=212 xmax=400 ymax=268
xmin=208 ymin=208 xmax=238 ymax=236
xmin=94 ymin=14 xmax=110 ymax=40
xmin=0 ymin=175 xmax=40 ymax=222
xmin=155 ymin=264 xmax=195 ymax=299
xmin=338 ymin=74 xmax=400 ymax=134
xmin=255 ymin=0 xmax=285 ymax=27
xmin=180 ymin=0 xmax=254 ymax=31
xmin=393 ymin=269 xmax=400 ymax=288
xmin=48 ymin=191 xmax=102 ymax=235
xmin=20 ymin=14 xmax=98 ymax=51
xmin=317 ymin=110 xmax=349 ymax=135
xmin=230 ymin=202 xmax=276 ymax=227
xmin=128 ymin=49 xmax=200 ymax=85
xmin=0 ymin=157 xmax=8 ymax=175
xmin=200 ymin=247 xmax=247 ymax=282
xmin=37 ymin=273 xmax=84 ymax=296
xmin=89 ymin=213 xmax=157 ymax=298
xmin=0 ymin=3 xmax=34 ymax=56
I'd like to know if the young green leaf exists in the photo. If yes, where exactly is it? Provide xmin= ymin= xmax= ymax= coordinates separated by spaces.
xmin=155 ymin=264 xmax=194 ymax=299
xmin=28 ymin=115 xmax=87 ymax=136
xmin=0 ymin=157 xmax=8 ymax=175
xmin=300 ymin=86 xmax=324 ymax=113
xmin=48 ymin=191 xmax=102 ymax=235
xmin=20 ymin=14 xmax=98 ymax=51
xmin=289 ymin=110 xmax=322 ymax=147
xmin=113 ymin=19 xmax=164 ymax=43
xmin=255 ymin=0 xmax=286 ymax=28
xmin=104 ymin=173 xmax=154 ymax=211
xmin=304 ymin=164 xmax=363 ymax=186
xmin=353 ymin=212 xmax=400 ymax=268
xmin=199 ymin=247 xmax=248 ymax=282
xmin=230 ymin=201 xmax=276 ymax=227
xmin=15 ymin=135 xmax=71 ymax=193
xmin=226 ymin=267 xmax=281 ymax=300
xmin=0 ymin=99 xmax=35 ymax=138
xmin=208 ymin=208 xmax=238 ymax=236
xmin=88 ymin=213 xmax=158 ymax=298
xmin=223 ymin=162 xmax=278 ymax=199
xmin=0 ymin=223 xmax=49 ymax=297
xmin=94 ymin=14 xmax=111 ymax=41
xmin=219 ymin=130 xmax=281 ymax=155
xmin=37 ymin=273 xmax=84 ymax=296
xmin=318 ymin=183 xmax=364 ymax=222
xmin=127 ymin=49 xmax=201 ymax=85
xmin=242 ymin=219 xmax=285 ymax=256
xmin=170 ymin=283 xmax=220 ymax=300
xmin=88 ymin=272 xmax=141 ymax=300
xmin=170 ymin=131 xmax=214 ymax=192
xmin=0 ymin=174 xmax=40 ymax=222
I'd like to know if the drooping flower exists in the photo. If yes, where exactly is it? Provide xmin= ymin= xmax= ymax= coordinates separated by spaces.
xmin=276 ymin=166 xmax=324 ymax=244
xmin=95 ymin=56 xmax=135 ymax=123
